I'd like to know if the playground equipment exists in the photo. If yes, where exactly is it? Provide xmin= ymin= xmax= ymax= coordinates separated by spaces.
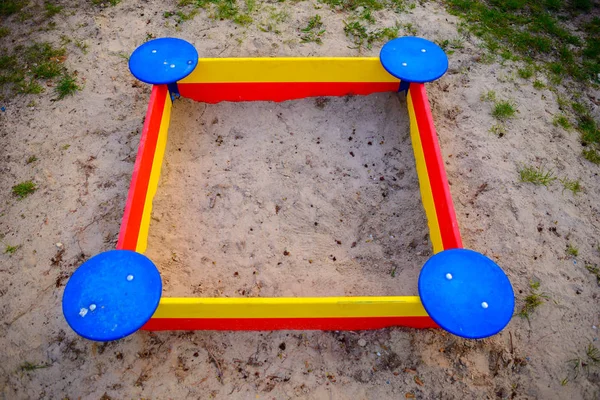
xmin=62 ymin=37 xmax=514 ymax=341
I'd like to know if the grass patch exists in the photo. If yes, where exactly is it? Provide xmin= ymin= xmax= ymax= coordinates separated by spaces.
xmin=489 ymin=123 xmax=506 ymax=137
xmin=0 ymin=27 xmax=10 ymax=38
xmin=12 ymin=180 xmax=37 ymax=199
xmin=582 ymin=148 xmax=600 ymax=164
xmin=567 ymin=343 xmax=600 ymax=380
xmin=55 ymin=73 xmax=80 ymax=99
xmin=44 ymin=2 xmax=62 ymax=17
xmin=585 ymin=264 xmax=599 ymax=283
xmin=492 ymin=100 xmax=517 ymax=120
xmin=518 ymin=165 xmax=556 ymax=185
xmin=20 ymin=362 xmax=49 ymax=372
xmin=26 ymin=155 xmax=38 ymax=164
xmin=0 ymin=0 xmax=24 ymax=16
xmin=518 ymin=65 xmax=535 ymax=79
xmin=343 ymin=20 xmax=398 ymax=50
xmin=301 ymin=15 xmax=325 ymax=44
xmin=445 ymin=0 xmax=600 ymax=84
xmin=4 ymin=244 xmax=19 ymax=254
xmin=517 ymin=280 xmax=548 ymax=320
xmin=566 ymin=243 xmax=579 ymax=257
xmin=0 ymin=42 xmax=77 ymax=100
xmin=559 ymin=177 xmax=582 ymax=195
xmin=533 ymin=80 xmax=545 ymax=89
xmin=553 ymin=114 xmax=571 ymax=130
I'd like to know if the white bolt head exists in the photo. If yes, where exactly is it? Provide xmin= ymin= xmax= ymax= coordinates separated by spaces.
xmin=481 ymin=302 xmax=489 ymax=309
xmin=446 ymin=273 xmax=453 ymax=280
xmin=151 ymin=49 xmax=157 ymax=53
xmin=89 ymin=304 xmax=96 ymax=311
xmin=401 ymin=62 xmax=408 ymax=67
xmin=170 ymin=64 xmax=175 ymax=68
xmin=127 ymin=274 xmax=134 ymax=281
xmin=187 ymin=60 xmax=193 ymax=65
xmin=421 ymin=48 xmax=426 ymax=53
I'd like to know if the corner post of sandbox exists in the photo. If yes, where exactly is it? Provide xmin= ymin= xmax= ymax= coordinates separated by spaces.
xmin=379 ymin=37 xmax=515 ymax=339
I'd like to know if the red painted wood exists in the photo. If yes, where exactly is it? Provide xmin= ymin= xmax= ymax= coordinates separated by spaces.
xmin=116 ymin=85 xmax=168 ymax=250
xmin=178 ymin=81 xmax=400 ymax=103
xmin=409 ymin=83 xmax=462 ymax=250
xmin=141 ymin=316 xmax=438 ymax=331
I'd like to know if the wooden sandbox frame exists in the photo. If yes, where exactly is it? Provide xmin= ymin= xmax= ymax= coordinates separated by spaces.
xmin=116 ymin=57 xmax=463 ymax=331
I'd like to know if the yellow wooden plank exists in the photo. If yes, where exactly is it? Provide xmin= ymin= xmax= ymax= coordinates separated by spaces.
xmin=179 ymin=57 xmax=399 ymax=84
xmin=136 ymin=91 xmax=172 ymax=254
xmin=407 ymin=91 xmax=443 ymax=254
xmin=152 ymin=296 xmax=428 ymax=319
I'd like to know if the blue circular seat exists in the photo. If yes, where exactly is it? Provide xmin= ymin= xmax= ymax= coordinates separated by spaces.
xmin=129 ymin=37 xmax=198 ymax=84
xmin=62 ymin=250 xmax=162 ymax=341
xmin=418 ymin=248 xmax=514 ymax=339
xmin=380 ymin=37 xmax=448 ymax=83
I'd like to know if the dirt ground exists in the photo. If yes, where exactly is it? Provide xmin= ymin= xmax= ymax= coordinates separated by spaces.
xmin=0 ymin=0 xmax=599 ymax=399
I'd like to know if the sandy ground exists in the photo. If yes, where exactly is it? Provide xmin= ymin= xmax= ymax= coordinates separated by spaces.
xmin=0 ymin=0 xmax=599 ymax=399
xmin=146 ymin=94 xmax=429 ymax=298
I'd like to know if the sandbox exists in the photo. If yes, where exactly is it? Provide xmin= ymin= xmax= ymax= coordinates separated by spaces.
xmin=62 ymin=37 xmax=515 ymax=341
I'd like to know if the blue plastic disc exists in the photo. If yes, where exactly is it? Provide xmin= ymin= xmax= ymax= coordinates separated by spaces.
xmin=62 ymin=250 xmax=162 ymax=341
xmin=128 ymin=38 xmax=198 ymax=84
xmin=379 ymin=37 xmax=448 ymax=83
xmin=418 ymin=249 xmax=514 ymax=339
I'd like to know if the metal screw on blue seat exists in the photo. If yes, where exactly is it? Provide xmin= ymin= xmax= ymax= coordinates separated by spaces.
xmin=128 ymin=37 xmax=198 ymax=85
xmin=379 ymin=37 xmax=448 ymax=92
xmin=62 ymin=250 xmax=162 ymax=341
xmin=418 ymin=248 xmax=514 ymax=339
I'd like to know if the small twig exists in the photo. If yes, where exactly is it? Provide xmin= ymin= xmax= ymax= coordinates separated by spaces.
xmin=509 ymin=331 xmax=514 ymax=355
xmin=205 ymin=346 xmax=223 ymax=384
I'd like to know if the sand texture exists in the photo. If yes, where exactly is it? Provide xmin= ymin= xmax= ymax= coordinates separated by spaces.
xmin=146 ymin=94 xmax=429 ymax=298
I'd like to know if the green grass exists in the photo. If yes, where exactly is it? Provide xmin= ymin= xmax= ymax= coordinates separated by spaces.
xmin=518 ymin=165 xmax=556 ymax=185
xmin=553 ymin=114 xmax=571 ymax=130
xmin=44 ymin=2 xmax=62 ymax=17
xmin=480 ymin=90 xmax=496 ymax=102
xmin=12 ymin=181 xmax=37 ymax=199
xmin=343 ymin=20 xmax=398 ymax=50
xmin=0 ymin=27 xmax=10 ymax=38
xmin=20 ymin=362 xmax=49 ymax=372
xmin=4 ymin=244 xmax=19 ymax=254
xmin=517 ymin=280 xmax=548 ymax=320
xmin=0 ymin=42 xmax=77 ymax=99
xmin=436 ymin=37 xmax=465 ymax=55
xmin=566 ymin=243 xmax=579 ymax=257
xmin=301 ymin=15 xmax=325 ymax=44
xmin=583 ymin=148 xmax=600 ymax=165
xmin=533 ymin=80 xmax=545 ymax=89
xmin=445 ymin=0 xmax=600 ymax=84
xmin=585 ymin=264 xmax=600 ymax=283
xmin=492 ymin=100 xmax=517 ymax=120
xmin=559 ymin=177 xmax=582 ymax=195
xmin=0 ymin=0 xmax=24 ymax=16
xmin=55 ymin=74 xmax=80 ymax=99
xmin=26 ymin=155 xmax=38 ymax=164
xmin=518 ymin=65 xmax=535 ymax=79
xmin=489 ymin=123 xmax=506 ymax=137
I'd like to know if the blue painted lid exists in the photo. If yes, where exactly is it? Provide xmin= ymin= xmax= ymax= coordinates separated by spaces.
xmin=62 ymin=250 xmax=162 ymax=341
xmin=418 ymin=248 xmax=514 ymax=339
xmin=379 ymin=37 xmax=448 ymax=83
xmin=129 ymin=37 xmax=198 ymax=84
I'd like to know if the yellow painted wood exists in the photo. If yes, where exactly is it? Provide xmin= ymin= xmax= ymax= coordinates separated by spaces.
xmin=407 ymin=92 xmax=443 ymax=254
xmin=152 ymin=296 xmax=428 ymax=319
xmin=136 ymin=91 xmax=172 ymax=253
xmin=179 ymin=57 xmax=399 ymax=84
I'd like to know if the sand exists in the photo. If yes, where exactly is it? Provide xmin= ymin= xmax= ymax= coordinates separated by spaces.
xmin=146 ymin=94 xmax=429 ymax=298
xmin=0 ymin=0 xmax=599 ymax=399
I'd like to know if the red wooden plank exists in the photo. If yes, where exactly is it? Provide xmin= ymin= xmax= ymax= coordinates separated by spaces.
xmin=178 ymin=81 xmax=400 ymax=103
xmin=409 ymin=83 xmax=462 ymax=250
xmin=141 ymin=316 xmax=438 ymax=331
xmin=117 ymin=85 xmax=168 ymax=250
